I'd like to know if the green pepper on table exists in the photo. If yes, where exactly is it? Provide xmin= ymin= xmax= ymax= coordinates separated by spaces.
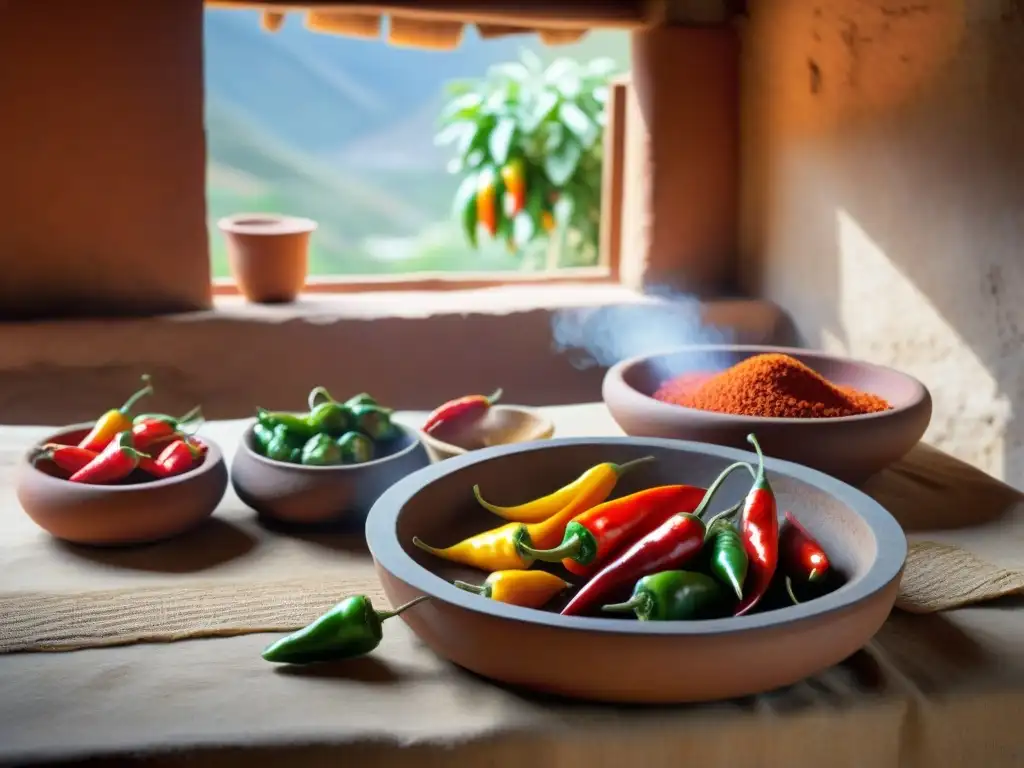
xmin=262 ymin=594 xmax=430 ymax=664
xmin=257 ymin=408 xmax=318 ymax=441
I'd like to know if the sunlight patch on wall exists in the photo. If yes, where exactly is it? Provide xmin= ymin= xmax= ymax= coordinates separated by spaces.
xmin=834 ymin=207 xmax=1010 ymax=476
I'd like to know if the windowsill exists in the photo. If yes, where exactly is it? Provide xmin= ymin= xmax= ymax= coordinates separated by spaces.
xmin=0 ymin=285 xmax=794 ymax=425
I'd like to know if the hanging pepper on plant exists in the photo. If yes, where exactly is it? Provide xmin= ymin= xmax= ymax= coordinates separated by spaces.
xmin=734 ymin=434 xmax=780 ymax=617
xmin=78 ymin=375 xmax=154 ymax=453
xmin=476 ymin=166 xmax=499 ymax=238
xmin=559 ymin=459 xmax=755 ymax=617
xmin=413 ymin=456 xmax=654 ymax=571
xmin=500 ymin=158 xmax=526 ymax=217
xmin=454 ymin=570 xmax=571 ymax=609
xmin=262 ymin=594 xmax=430 ymax=665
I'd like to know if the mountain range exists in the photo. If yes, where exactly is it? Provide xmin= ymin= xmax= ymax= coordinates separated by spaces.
xmin=203 ymin=9 xmax=630 ymax=276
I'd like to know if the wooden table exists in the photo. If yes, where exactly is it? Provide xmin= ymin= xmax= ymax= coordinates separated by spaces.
xmin=2 ymin=405 xmax=1024 ymax=767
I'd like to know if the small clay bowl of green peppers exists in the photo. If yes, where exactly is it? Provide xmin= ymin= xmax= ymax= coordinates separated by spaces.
xmin=231 ymin=388 xmax=431 ymax=525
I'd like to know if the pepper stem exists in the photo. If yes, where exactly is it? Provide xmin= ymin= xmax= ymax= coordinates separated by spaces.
xmin=611 ymin=455 xmax=656 ymax=477
xmin=118 ymin=374 xmax=154 ymax=415
xmin=703 ymin=501 xmax=743 ymax=532
xmin=517 ymin=533 xmax=583 ymax=563
xmin=177 ymin=405 xmax=204 ymax=425
xmin=308 ymin=386 xmax=336 ymax=410
xmin=747 ymin=433 xmax=767 ymax=489
xmin=808 ymin=569 xmax=821 ymax=582
xmin=411 ymin=536 xmax=446 ymax=557
xmin=377 ymin=595 xmax=431 ymax=621
xmin=691 ymin=461 xmax=757 ymax=520
xmin=485 ymin=388 xmax=503 ymax=406
xmin=602 ymin=595 xmax=647 ymax=615
xmin=452 ymin=580 xmax=490 ymax=597
xmin=785 ymin=576 xmax=800 ymax=606
xmin=115 ymin=431 xmax=150 ymax=461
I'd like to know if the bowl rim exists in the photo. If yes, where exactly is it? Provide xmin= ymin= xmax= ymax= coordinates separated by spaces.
xmin=606 ymin=344 xmax=932 ymax=426
xmin=238 ymin=419 xmax=424 ymax=471
xmin=417 ymin=404 xmax=556 ymax=457
xmin=21 ymin=422 xmax=225 ymax=491
xmin=367 ymin=435 xmax=907 ymax=636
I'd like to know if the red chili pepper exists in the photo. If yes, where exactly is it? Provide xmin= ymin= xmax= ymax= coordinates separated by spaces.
xmin=560 ymin=461 xmax=754 ymax=617
xmin=422 ymin=388 xmax=503 ymax=434
xmin=131 ymin=406 xmax=203 ymax=452
xmin=734 ymin=434 xmax=780 ymax=616
xmin=779 ymin=510 xmax=830 ymax=583
xmin=33 ymin=444 xmax=99 ymax=477
xmin=139 ymin=438 xmax=204 ymax=479
xmin=69 ymin=431 xmax=148 ymax=485
xmin=519 ymin=484 xmax=709 ymax=577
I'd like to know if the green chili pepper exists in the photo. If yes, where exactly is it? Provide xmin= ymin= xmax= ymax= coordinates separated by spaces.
xmin=266 ymin=434 xmax=302 ymax=463
xmin=602 ymin=571 xmax=728 ymax=621
xmin=272 ymin=423 xmax=306 ymax=449
xmin=350 ymin=404 xmax=395 ymax=441
xmin=252 ymin=423 xmax=275 ymax=455
xmin=308 ymin=401 xmax=353 ymax=437
xmin=337 ymin=431 xmax=374 ymax=464
xmin=262 ymin=595 xmax=430 ymax=664
xmin=706 ymin=517 xmax=749 ymax=600
xmin=257 ymin=408 xmax=317 ymax=440
xmin=345 ymin=392 xmax=378 ymax=408
xmin=301 ymin=433 xmax=344 ymax=466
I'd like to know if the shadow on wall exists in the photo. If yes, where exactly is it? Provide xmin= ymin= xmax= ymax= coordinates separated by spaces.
xmin=740 ymin=1 xmax=1024 ymax=484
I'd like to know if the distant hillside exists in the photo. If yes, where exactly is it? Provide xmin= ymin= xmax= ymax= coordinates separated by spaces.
xmin=203 ymin=10 xmax=630 ymax=276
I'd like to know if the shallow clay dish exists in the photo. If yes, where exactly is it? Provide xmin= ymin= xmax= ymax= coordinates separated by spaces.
xmin=15 ymin=424 xmax=228 ymax=546
xmin=602 ymin=345 xmax=932 ymax=485
xmin=419 ymin=404 xmax=555 ymax=462
xmin=366 ymin=436 xmax=906 ymax=704
xmin=231 ymin=422 xmax=430 ymax=525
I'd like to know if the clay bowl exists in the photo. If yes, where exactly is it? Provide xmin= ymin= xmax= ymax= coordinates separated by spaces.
xmin=602 ymin=345 xmax=932 ymax=485
xmin=419 ymin=405 xmax=555 ymax=462
xmin=15 ymin=423 xmax=228 ymax=546
xmin=231 ymin=422 xmax=430 ymax=525
xmin=366 ymin=436 xmax=906 ymax=704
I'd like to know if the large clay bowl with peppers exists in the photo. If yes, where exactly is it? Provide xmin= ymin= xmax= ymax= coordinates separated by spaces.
xmin=366 ymin=436 xmax=906 ymax=704
xmin=15 ymin=423 xmax=228 ymax=546
xmin=602 ymin=344 xmax=932 ymax=485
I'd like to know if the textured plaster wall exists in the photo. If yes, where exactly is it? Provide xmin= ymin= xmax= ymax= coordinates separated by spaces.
xmin=740 ymin=0 xmax=1024 ymax=485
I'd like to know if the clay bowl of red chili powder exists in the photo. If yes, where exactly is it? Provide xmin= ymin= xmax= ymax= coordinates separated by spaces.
xmin=602 ymin=345 xmax=931 ymax=485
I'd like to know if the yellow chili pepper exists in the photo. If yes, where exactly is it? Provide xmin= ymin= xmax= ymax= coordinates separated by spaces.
xmin=78 ymin=375 xmax=154 ymax=453
xmin=541 ymin=211 xmax=555 ymax=233
xmin=473 ymin=456 xmax=655 ymax=524
xmin=454 ymin=570 xmax=571 ymax=609
xmin=412 ymin=523 xmax=535 ymax=571
xmin=415 ymin=456 xmax=656 ymax=572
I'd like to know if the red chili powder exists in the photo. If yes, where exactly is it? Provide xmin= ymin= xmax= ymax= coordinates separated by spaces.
xmin=653 ymin=353 xmax=891 ymax=419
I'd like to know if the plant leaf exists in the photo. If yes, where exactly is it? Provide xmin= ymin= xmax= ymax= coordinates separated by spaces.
xmin=453 ymin=172 xmax=479 ymax=248
xmin=554 ymin=192 xmax=575 ymax=227
xmin=586 ymin=57 xmax=619 ymax=78
xmin=434 ymin=121 xmax=471 ymax=147
xmin=441 ymin=92 xmax=483 ymax=120
xmin=489 ymin=62 xmax=530 ymax=82
xmin=558 ymin=102 xmax=598 ymax=148
xmin=544 ymin=122 xmax=565 ymax=152
xmin=524 ymin=90 xmax=559 ymax=132
xmin=513 ymin=210 xmax=536 ymax=248
xmin=489 ymin=117 xmax=516 ymax=165
xmin=520 ymin=48 xmax=544 ymax=75
xmin=544 ymin=58 xmax=578 ymax=85
xmin=445 ymin=79 xmax=478 ymax=96
xmin=545 ymin=140 xmax=582 ymax=186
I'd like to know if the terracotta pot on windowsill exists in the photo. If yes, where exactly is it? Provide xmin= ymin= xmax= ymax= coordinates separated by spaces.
xmin=218 ymin=214 xmax=317 ymax=303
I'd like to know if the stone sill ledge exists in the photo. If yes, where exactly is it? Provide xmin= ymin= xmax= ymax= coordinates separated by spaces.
xmin=0 ymin=286 xmax=795 ymax=425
